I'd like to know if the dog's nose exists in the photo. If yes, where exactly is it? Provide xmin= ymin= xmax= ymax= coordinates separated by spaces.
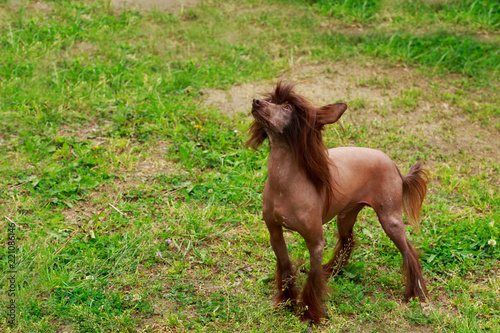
xmin=253 ymin=98 xmax=263 ymax=106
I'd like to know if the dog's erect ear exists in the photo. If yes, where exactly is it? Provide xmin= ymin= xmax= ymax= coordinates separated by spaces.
xmin=316 ymin=103 xmax=347 ymax=128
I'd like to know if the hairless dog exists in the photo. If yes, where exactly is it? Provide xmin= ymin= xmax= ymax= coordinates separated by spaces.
xmin=248 ymin=81 xmax=429 ymax=322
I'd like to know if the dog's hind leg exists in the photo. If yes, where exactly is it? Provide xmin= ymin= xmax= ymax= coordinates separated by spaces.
xmin=267 ymin=224 xmax=299 ymax=308
xmin=323 ymin=204 xmax=364 ymax=277
xmin=376 ymin=210 xmax=428 ymax=301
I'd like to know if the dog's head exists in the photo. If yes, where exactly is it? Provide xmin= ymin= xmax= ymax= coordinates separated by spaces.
xmin=248 ymin=80 xmax=347 ymax=148
xmin=251 ymin=97 xmax=294 ymax=134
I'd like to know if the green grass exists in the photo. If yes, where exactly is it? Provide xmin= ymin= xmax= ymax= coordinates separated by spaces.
xmin=0 ymin=0 xmax=499 ymax=332
xmin=309 ymin=0 xmax=500 ymax=30
xmin=312 ymin=0 xmax=382 ymax=22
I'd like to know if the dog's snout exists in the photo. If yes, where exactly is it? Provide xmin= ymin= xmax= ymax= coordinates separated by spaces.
xmin=253 ymin=98 xmax=263 ymax=106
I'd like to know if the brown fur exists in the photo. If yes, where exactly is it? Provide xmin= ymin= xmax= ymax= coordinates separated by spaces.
xmin=402 ymin=240 xmax=428 ymax=301
xmin=248 ymin=81 xmax=429 ymax=322
xmin=300 ymin=268 xmax=327 ymax=322
xmin=274 ymin=264 xmax=299 ymax=308
xmin=401 ymin=161 xmax=429 ymax=229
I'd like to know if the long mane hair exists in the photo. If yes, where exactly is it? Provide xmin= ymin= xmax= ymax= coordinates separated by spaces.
xmin=247 ymin=81 xmax=336 ymax=211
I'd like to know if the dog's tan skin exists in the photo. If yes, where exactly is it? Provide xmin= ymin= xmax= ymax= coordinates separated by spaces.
xmin=248 ymin=81 xmax=428 ymax=322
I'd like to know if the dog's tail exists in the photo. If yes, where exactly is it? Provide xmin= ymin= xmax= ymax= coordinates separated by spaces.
xmin=401 ymin=161 xmax=429 ymax=230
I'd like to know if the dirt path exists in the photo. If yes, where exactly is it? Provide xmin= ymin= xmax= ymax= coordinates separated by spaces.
xmin=111 ymin=0 xmax=200 ymax=11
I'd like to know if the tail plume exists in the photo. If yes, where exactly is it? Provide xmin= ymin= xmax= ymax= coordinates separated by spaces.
xmin=401 ymin=161 xmax=429 ymax=230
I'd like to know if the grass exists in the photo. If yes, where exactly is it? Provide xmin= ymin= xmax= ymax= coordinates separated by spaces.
xmin=0 ymin=0 xmax=499 ymax=332
xmin=310 ymin=0 xmax=500 ymax=30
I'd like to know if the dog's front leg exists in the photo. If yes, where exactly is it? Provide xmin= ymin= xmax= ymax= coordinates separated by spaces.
xmin=267 ymin=223 xmax=299 ymax=308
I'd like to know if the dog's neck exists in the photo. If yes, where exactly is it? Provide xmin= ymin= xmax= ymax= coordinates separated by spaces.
xmin=266 ymin=135 xmax=301 ymax=187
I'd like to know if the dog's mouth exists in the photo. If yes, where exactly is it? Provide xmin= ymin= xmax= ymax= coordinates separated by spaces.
xmin=253 ymin=112 xmax=279 ymax=131
xmin=251 ymin=106 xmax=271 ymax=126
xmin=251 ymin=106 xmax=262 ymax=118
xmin=251 ymin=98 xmax=279 ymax=130
xmin=251 ymin=101 xmax=267 ymax=121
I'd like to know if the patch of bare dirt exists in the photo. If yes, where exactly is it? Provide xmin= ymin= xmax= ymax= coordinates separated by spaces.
xmin=57 ymin=121 xmax=104 ymax=141
xmin=0 ymin=1 xmax=52 ymax=31
xmin=111 ymin=0 xmax=200 ymax=11
xmin=66 ymin=41 xmax=98 ymax=58
xmin=202 ymin=62 xmax=419 ymax=116
xmin=203 ymin=61 xmax=500 ymax=170
xmin=202 ymin=83 xmax=264 ymax=116
xmin=6 ymin=0 xmax=53 ymax=12
xmin=288 ymin=62 xmax=418 ymax=105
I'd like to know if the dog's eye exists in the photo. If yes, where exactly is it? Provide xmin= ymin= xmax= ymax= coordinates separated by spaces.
xmin=268 ymin=98 xmax=272 ymax=103
xmin=284 ymin=105 xmax=292 ymax=111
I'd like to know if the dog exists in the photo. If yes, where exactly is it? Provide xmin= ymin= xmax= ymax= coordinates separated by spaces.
xmin=248 ymin=80 xmax=429 ymax=322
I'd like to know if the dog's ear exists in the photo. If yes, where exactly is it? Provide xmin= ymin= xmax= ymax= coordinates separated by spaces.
xmin=316 ymin=103 xmax=347 ymax=128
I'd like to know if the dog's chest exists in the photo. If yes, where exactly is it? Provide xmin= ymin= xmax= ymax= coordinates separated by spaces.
xmin=262 ymin=180 xmax=292 ymax=219
xmin=262 ymin=179 xmax=318 ymax=229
